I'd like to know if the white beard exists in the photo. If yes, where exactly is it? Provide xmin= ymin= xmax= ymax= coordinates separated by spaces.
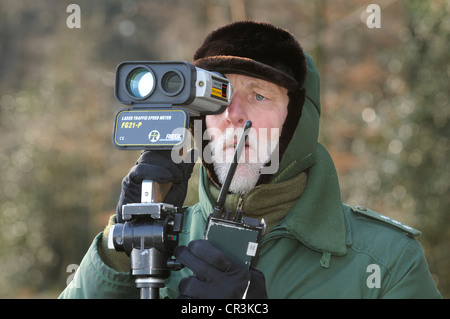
xmin=208 ymin=127 xmax=279 ymax=194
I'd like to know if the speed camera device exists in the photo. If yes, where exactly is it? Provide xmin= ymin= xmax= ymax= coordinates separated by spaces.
xmin=110 ymin=61 xmax=233 ymax=299
xmin=113 ymin=61 xmax=231 ymax=150
xmin=109 ymin=62 xmax=264 ymax=298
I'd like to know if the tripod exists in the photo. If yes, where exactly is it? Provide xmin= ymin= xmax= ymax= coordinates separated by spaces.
xmin=109 ymin=180 xmax=183 ymax=299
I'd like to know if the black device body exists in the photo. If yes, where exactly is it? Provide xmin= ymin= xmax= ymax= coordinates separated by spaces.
xmin=204 ymin=214 xmax=265 ymax=268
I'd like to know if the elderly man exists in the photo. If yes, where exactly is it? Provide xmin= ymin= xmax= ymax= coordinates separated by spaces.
xmin=60 ymin=21 xmax=441 ymax=299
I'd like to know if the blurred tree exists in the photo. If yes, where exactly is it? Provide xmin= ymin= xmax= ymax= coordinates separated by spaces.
xmin=395 ymin=0 xmax=449 ymax=295
xmin=306 ymin=0 xmax=448 ymax=297
xmin=0 ymin=0 xmax=139 ymax=297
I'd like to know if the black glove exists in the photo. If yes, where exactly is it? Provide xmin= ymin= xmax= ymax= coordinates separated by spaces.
xmin=116 ymin=150 xmax=196 ymax=223
xmin=174 ymin=240 xmax=268 ymax=299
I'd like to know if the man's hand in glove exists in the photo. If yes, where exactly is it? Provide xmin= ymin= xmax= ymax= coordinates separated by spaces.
xmin=116 ymin=150 xmax=196 ymax=222
xmin=174 ymin=240 xmax=268 ymax=299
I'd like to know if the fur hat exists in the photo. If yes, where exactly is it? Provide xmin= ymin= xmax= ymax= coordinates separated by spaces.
xmin=194 ymin=21 xmax=306 ymax=93
xmin=193 ymin=21 xmax=307 ymax=185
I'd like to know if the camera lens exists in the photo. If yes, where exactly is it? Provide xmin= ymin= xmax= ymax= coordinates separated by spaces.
xmin=127 ymin=67 xmax=155 ymax=98
xmin=161 ymin=71 xmax=183 ymax=95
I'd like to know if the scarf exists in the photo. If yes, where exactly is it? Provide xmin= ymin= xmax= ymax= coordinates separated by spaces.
xmin=208 ymin=171 xmax=308 ymax=233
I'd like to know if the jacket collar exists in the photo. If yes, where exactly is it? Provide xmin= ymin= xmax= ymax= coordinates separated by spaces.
xmin=281 ymin=143 xmax=347 ymax=256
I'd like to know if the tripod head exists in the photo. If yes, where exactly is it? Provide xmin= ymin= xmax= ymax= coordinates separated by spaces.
xmin=108 ymin=181 xmax=184 ymax=299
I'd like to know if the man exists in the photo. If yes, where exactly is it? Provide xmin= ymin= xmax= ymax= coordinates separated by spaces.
xmin=60 ymin=21 xmax=441 ymax=298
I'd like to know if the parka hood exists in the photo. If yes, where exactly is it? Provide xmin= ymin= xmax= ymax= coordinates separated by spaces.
xmin=271 ymin=52 xmax=321 ymax=184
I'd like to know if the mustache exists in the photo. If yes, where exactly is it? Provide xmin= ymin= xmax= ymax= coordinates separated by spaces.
xmin=222 ymin=132 xmax=254 ymax=151
xmin=204 ymin=127 xmax=279 ymax=165
xmin=210 ymin=128 xmax=257 ymax=154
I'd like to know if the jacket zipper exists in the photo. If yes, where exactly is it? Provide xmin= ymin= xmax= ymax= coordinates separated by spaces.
xmin=236 ymin=195 xmax=245 ymax=212
xmin=234 ymin=184 xmax=261 ymax=213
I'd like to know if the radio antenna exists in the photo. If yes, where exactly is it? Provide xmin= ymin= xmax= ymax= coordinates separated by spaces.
xmin=213 ymin=120 xmax=252 ymax=217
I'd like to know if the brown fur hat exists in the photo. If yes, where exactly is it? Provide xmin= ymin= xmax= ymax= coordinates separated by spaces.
xmin=193 ymin=21 xmax=306 ymax=93
xmin=192 ymin=21 xmax=307 ymax=186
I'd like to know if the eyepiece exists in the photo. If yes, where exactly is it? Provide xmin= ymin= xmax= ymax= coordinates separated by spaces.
xmin=161 ymin=71 xmax=184 ymax=95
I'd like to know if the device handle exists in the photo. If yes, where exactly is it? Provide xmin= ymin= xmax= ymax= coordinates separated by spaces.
xmin=141 ymin=180 xmax=173 ymax=203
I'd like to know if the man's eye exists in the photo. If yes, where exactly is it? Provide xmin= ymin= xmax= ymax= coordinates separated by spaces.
xmin=255 ymin=94 xmax=266 ymax=101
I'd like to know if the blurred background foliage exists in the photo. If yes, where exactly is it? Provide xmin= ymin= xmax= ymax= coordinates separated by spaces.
xmin=0 ymin=0 xmax=448 ymax=298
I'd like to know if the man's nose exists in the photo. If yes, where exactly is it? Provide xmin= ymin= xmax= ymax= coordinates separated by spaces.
xmin=225 ymin=93 xmax=247 ymax=127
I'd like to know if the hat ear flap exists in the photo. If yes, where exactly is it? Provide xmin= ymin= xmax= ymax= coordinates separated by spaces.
xmin=255 ymin=87 xmax=305 ymax=186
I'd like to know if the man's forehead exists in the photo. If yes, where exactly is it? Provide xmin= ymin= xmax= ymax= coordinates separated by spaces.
xmin=225 ymin=73 xmax=286 ymax=92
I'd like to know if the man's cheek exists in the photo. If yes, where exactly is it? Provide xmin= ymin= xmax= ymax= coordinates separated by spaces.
xmin=205 ymin=114 xmax=225 ymax=131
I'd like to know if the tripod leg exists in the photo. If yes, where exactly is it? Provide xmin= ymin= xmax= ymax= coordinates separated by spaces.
xmin=135 ymin=277 xmax=165 ymax=299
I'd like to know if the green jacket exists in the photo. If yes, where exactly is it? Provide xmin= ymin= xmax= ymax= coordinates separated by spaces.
xmin=59 ymin=53 xmax=441 ymax=299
